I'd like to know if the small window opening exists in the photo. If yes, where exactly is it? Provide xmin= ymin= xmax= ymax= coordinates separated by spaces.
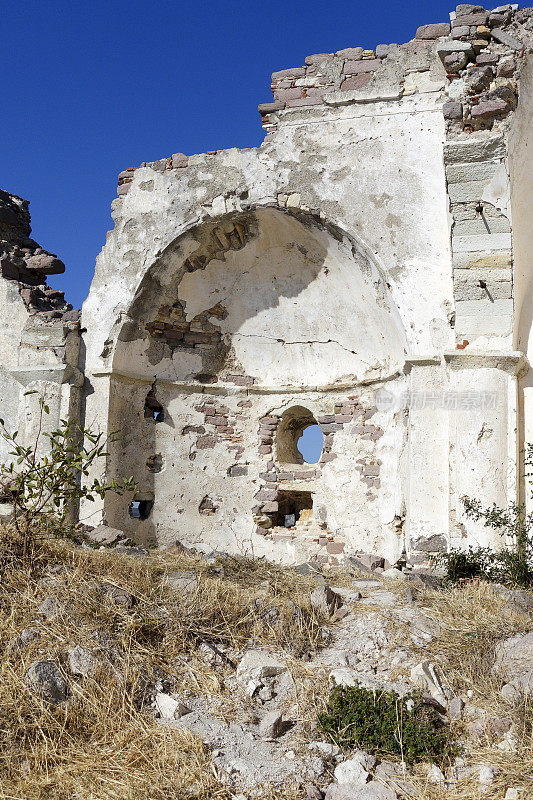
xmin=277 ymin=405 xmax=322 ymax=465
xmin=129 ymin=498 xmax=154 ymax=519
xmin=272 ymin=490 xmax=313 ymax=528
xmin=144 ymin=390 xmax=164 ymax=422
xmin=297 ymin=424 xmax=324 ymax=464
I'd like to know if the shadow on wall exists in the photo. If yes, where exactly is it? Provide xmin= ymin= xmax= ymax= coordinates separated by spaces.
xmin=111 ymin=207 xmax=407 ymax=388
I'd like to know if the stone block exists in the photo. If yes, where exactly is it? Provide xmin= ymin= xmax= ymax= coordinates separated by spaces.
xmin=443 ymin=133 xmax=505 ymax=163
xmin=455 ymin=3 xmax=485 ymax=15
xmin=236 ymin=650 xmax=286 ymax=683
xmin=336 ymin=47 xmax=363 ymax=59
xmin=258 ymin=101 xmax=285 ymax=114
xmin=258 ymin=709 xmax=284 ymax=738
xmin=445 ymin=160 xmax=498 ymax=183
xmin=196 ymin=435 xmax=216 ymax=449
xmin=228 ymin=465 xmax=248 ymax=477
xmin=261 ymin=501 xmax=278 ymax=513
xmin=452 ymin=12 xmax=488 ymax=26
xmin=375 ymin=44 xmax=397 ymax=57
xmin=445 ymin=53 xmax=468 ymax=72
xmin=452 ymin=232 xmax=512 ymax=253
xmin=255 ymin=489 xmax=278 ymax=501
xmin=489 ymin=11 xmax=512 ymax=26
xmin=491 ymin=28 xmax=524 ymax=50
xmin=274 ymin=87 xmax=303 ymax=101
xmin=443 ymin=100 xmax=463 ymax=119
xmin=436 ymin=40 xmax=474 ymax=60
xmin=310 ymin=584 xmax=343 ymax=615
xmin=455 ymin=298 xmax=513 ymax=336
xmin=497 ymin=56 xmax=516 ymax=77
xmin=171 ymin=153 xmax=187 ymax=168
xmin=25 ymin=660 xmax=68 ymax=705
xmin=470 ymin=98 xmax=511 ymax=118
xmin=447 ymin=179 xmax=496 ymax=203
xmin=320 ymin=423 xmax=342 ymax=433
xmin=271 ymin=67 xmax=306 ymax=81
xmin=340 ymin=74 xmax=373 ymax=92
xmin=305 ymin=86 xmax=335 ymax=97
xmin=416 ymin=22 xmax=451 ymax=39
xmin=452 ymin=217 xmax=510 ymax=236
xmin=476 ymin=52 xmax=498 ymax=65
xmin=87 ymin=525 xmax=124 ymax=545
xmin=276 ymin=471 xmax=293 ymax=481
xmin=343 ymin=59 xmax=380 ymax=74
xmin=305 ymin=53 xmax=332 ymax=65
xmin=451 ymin=25 xmax=471 ymax=38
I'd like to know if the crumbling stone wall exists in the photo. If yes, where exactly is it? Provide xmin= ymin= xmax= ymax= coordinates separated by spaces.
xmin=3 ymin=4 xmax=533 ymax=564
xmin=0 ymin=191 xmax=82 ymax=502
xmin=78 ymin=4 xmax=533 ymax=564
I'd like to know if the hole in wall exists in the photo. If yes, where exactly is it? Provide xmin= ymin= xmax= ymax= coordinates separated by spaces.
xmin=297 ymin=424 xmax=324 ymax=464
xmin=144 ymin=390 xmax=164 ymax=422
xmin=277 ymin=406 xmax=322 ymax=465
xmin=146 ymin=453 xmax=163 ymax=473
xmin=129 ymin=498 xmax=154 ymax=520
xmin=199 ymin=495 xmax=219 ymax=516
xmin=271 ymin=490 xmax=313 ymax=528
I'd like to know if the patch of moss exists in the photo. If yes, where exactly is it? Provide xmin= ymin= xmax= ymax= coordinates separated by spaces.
xmin=318 ymin=685 xmax=456 ymax=765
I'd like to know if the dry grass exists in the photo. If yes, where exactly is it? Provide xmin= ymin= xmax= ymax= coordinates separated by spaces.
xmin=407 ymin=581 xmax=533 ymax=799
xmin=0 ymin=527 xmax=323 ymax=799
xmin=2 ymin=525 xmax=533 ymax=800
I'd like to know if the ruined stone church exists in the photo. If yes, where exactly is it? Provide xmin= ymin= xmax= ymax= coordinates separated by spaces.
xmin=1 ymin=4 xmax=533 ymax=565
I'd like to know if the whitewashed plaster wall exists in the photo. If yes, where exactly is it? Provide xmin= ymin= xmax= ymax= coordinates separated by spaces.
xmin=510 ymin=55 xmax=533 ymax=511
xmin=79 ymin=25 xmax=533 ymax=562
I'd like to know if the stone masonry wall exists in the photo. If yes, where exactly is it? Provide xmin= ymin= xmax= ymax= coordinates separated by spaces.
xmin=53 ymin=4 xmax=533 ymax=563
xmin=0 ymin=190 xmax=77 ymax=322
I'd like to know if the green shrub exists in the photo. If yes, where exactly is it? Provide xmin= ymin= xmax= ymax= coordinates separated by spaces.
xmin=318 ymin=685 xmax=456 ymax=765
xmin=0 ymin=392 xmax=135 ymax=563
xmin=435 ymin=543 xmax=532 ymax=588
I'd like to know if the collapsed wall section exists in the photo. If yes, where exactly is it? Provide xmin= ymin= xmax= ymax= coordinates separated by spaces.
xmin=82 ymin=4 xmax=533 ymax=563
xmin=0 ymin=191 xmax=82 ymax=511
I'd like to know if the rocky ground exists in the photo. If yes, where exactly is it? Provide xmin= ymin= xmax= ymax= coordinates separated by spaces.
xmin=0 ymin=529 xmax=531 ymax=800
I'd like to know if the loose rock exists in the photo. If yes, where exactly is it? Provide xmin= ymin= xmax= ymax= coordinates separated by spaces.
xmin=310 ymin=585 xmax=343 ymax=616
xmin=25 ymin=660 xmax=69 ymax=704
xmin=258 ymin=709 xmax=284 ymax=739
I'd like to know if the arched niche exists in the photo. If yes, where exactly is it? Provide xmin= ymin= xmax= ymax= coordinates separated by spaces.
xmin=97 ymin=206 xmax=408 ymax=550
xmin=111 ymin=207 xmax=407 ymax=388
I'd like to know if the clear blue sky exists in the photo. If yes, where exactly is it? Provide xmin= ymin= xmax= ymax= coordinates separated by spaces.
xmin=3 ymin=0 xmax=455 ymax=309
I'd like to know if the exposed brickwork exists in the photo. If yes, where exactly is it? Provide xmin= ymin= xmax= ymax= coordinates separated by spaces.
xmin=254 ymin=4 xmax=532 ymax=135
xmin=146 ymin=302 xmax=225 ymax=351
xmin=193 ymin=402 xmax=244 ymax=458
xmin=253 ymin=397 xmax=384 ymax=550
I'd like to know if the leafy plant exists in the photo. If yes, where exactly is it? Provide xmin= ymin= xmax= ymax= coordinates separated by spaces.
xmin=434 ymin=444 xmax=533 ymax=589
xmin=318 ymin=685 xmax=456 ymax=765
xmin=0 ymin=391 xmax=135 ymax=561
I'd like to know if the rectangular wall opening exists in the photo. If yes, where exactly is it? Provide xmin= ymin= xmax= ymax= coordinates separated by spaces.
xmin=272 ymin=490 xmax=313 ymax=529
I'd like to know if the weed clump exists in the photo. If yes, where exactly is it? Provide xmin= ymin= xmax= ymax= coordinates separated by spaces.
xmin=318 ymin=685 xmax=456 ymax=765
xmin=435 ymin=543 xmax=533 ymax=588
